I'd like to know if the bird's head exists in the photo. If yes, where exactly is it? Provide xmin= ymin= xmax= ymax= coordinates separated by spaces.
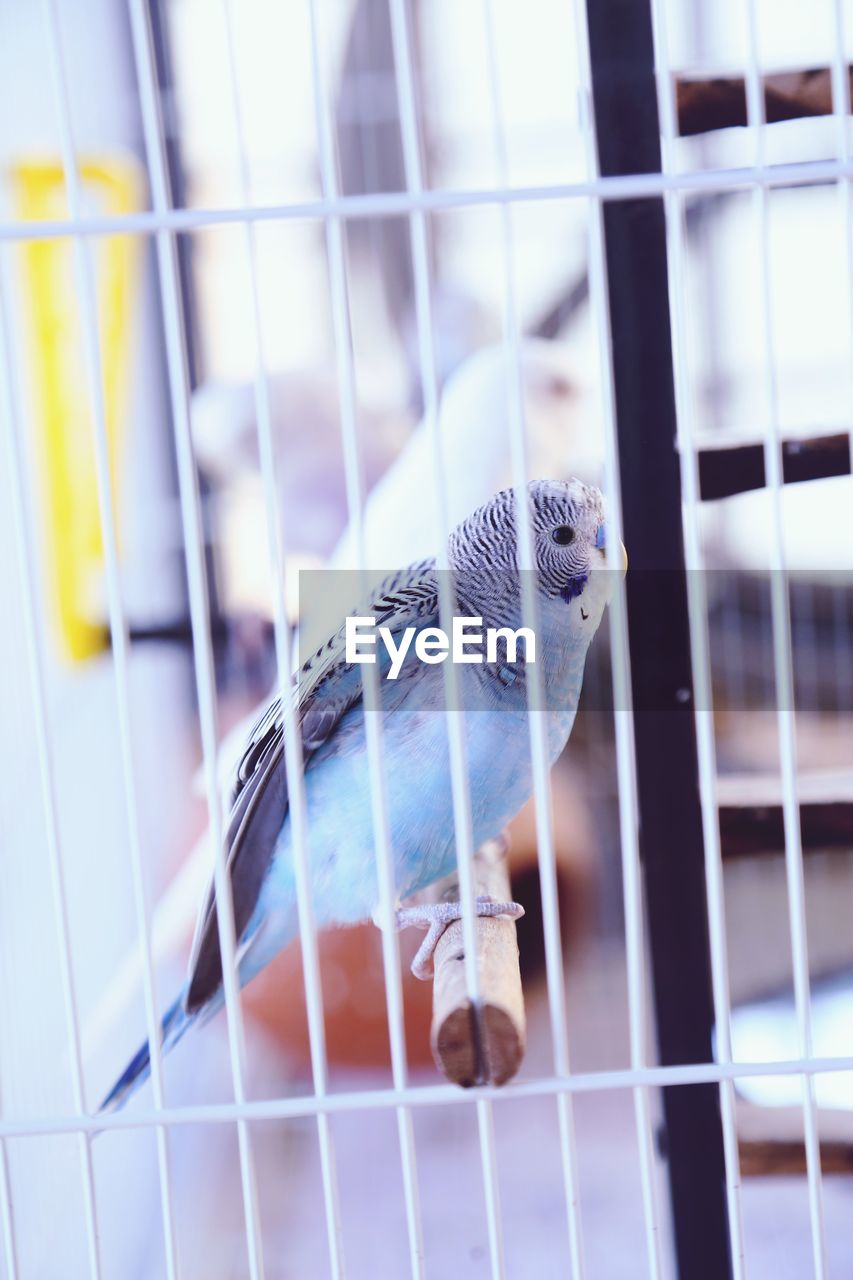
xmin=449 ymin=477 xmax=625 ymax=642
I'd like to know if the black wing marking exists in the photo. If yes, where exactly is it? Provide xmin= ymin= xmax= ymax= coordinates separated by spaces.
xmin=186 ymin=737 xmax=286 ymax=1009
xmin=185 ymin=559 xmax=438 ymax=1011
xmin=230 ymin=698 xmax=283 ymax=805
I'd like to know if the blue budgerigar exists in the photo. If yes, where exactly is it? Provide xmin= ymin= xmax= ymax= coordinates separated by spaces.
xmin=102 ymin=478 xmax=620 ymax=1112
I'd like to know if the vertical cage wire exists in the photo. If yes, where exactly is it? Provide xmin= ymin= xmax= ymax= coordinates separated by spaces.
xmin=387 ymin=2 xmax=509 ymax=1277
xmin=479 ymin=6 xmax=588 ymax=1277
xmin=126 ymin=3 xmax=267 ymax=1275
xmin=0 ymin=1133 xmax=15 ymax=1280
xmin=648 ymin=2 xmax=748 ymax=1276
xmin=742 ymin=2 xmax=828 ymax=1275
xmin=303 ymin=0 xmax=426 ymax=1274
xmin=585 ymin=201 xmax=665 ymax=1280
xmin=385 ymin=0 xmax=487 ymax=1029
xmin=216 ymin=2 xmax=351 ymax=1275
xmin=0 ymin=244 xmax=102 ymax=1277
xmin=829 ymin=0 xmax=853 ymax=468
xmin=40 ymin=2 xmax=180 ymax=1274
xmin=569 ymin=0 xmax=666 ymax=1274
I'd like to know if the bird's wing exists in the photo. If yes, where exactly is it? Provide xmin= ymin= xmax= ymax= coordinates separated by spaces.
xmin=185 ymin=559 xmax=439 ymax=1011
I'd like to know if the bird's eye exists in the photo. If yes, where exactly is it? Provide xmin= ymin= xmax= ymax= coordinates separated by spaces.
xmin=552 ymin=525 xmax=576 ymax=546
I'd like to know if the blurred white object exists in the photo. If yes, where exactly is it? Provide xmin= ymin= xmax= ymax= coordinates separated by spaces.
xmin=191 ymin=367 xmax=408 ymax=613
xmin=731 ymin=971 xmax=853 ymax=1109
xmin=331 ymin=338 xmax=594 ymax=571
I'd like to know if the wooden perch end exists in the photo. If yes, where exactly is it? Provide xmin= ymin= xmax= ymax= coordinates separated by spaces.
xmin=428 ymin=835 xmax=526 ymax=1088
xmin=432 ymin=1000 xmax=523 ymax=1088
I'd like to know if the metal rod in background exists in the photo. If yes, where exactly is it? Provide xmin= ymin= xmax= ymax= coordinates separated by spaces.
xmin=585 ymin=0 xmax=733 ymax=1275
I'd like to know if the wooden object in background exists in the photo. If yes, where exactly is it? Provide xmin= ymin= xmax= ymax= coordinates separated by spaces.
xmin=737 ymin=1098 xmax=853 ymax=1176
xmin=427 ymin=834 xmax=526 ymax=1087
xmin=676 ymin=66 xmax=853 ymax=136
xmin=740 ymin=1138 xmax=853 ymax=1176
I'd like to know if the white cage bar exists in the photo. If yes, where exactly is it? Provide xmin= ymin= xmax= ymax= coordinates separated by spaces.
xmin=0 ymin=257 xmax=102 ymax=1278
xmin=126 ymin=2 xmax=267 ymax=1275
xmin=0 ymin=1138 xmax=14 ymax=1280
xmin=742 ymin=2 xmax=828 ymax=1274
xmin=648 ymin=2 xmax=748 ymax=1275
xmin=479 ymin=2 xmax=588 ymax=1274
xmin=570 ymin=0 xmax=667 ymax=1273
xmin=41 ymin=2 xmax=179 ymax=1274
xmin=217 ymin=0 xmax=351 ymax=1274
xmin=304 ymin=1 xmax=425 ymax=1273
xmin=387 ymin=2 xmax=509 ymax=1274
xmin=6 ymin=153 xmax=853 ymax=245
xmin=6 ymin=1051 xmax=853 ymax=1139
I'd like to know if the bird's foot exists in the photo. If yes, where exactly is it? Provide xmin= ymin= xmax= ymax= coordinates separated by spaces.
xmin=396 ymin=896 xmax=524 ymax=981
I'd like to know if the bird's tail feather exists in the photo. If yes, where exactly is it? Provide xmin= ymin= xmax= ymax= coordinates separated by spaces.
xmin=99 ymin=994 xmax=191 ymax=1115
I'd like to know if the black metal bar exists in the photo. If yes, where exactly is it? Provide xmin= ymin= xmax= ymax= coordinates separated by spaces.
xmin=585 ymin=2 xmax=733 ymax=1276
xmin=126 ymin=618 xmax=231 ymax=645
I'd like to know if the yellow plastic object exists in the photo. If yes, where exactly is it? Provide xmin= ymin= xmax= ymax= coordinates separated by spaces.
xmin=11 ymin=155 xmax=144 ymax=661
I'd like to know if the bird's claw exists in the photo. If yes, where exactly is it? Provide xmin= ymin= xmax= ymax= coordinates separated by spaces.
xmin=396 ymin=895 xmax=524 ymax=980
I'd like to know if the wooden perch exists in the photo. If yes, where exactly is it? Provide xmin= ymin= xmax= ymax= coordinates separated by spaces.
xmin=425 ymin=834 xmax=526 ymax=1088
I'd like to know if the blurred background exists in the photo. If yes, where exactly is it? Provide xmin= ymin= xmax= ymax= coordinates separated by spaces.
xmin=1 ymin=0 xmax=853 ymax=1276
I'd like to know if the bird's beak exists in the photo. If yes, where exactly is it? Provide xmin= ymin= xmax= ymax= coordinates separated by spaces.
xmin=595 ymin=524 xmax=628 ymax=576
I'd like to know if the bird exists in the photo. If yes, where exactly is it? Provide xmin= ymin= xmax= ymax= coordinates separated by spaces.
xmin=100 ymin=477 xmax=620 ymax=1113
xmin=81 ymin=341 xmax=590 ymax=1077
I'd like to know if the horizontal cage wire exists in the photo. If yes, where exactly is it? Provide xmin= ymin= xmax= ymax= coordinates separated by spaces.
xmin=1 ymin=0 xmax=853 ymax=1277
